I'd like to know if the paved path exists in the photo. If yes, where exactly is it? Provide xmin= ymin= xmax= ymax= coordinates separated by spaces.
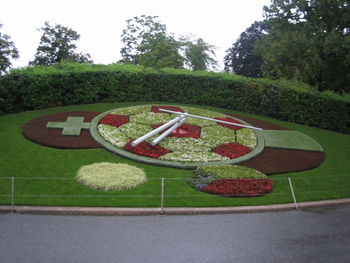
xmin=1 ymin=205 xmax=350 ymax=263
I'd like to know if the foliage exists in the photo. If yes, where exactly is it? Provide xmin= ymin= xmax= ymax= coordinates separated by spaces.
xmin=256 ymin=0 xmax=350 ymax=92
xmin=120 ymin=15 xmax=183 ymax=69
xmin=224 ymin=21 xmax=267 ymax=78
xmin=120 ymin=16 xmax=217 ymax=70
xmin=29 ymin=22 xmax=92 ymax=66
xmin=0 ymin=63 xmax=349 ymax=133
xmin=76 ymin=162 xmax=147 ymax=191
xmin=195 ymin=165 xmax=267 ymax=180
xmin=0 ymin=24 xmax=19 ymax=74
xmin=181 ymin=36 xmax=217 ymax=71
xmin=192 ymin=165 xmax=272 ymax=197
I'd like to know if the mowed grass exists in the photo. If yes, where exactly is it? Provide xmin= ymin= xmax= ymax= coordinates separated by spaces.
xmin=0 ymin=102 xmax=349 ymax=207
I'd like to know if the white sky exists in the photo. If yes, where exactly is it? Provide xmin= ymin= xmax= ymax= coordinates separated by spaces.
xmin=0 ymin=0 xmax=271 ymax=70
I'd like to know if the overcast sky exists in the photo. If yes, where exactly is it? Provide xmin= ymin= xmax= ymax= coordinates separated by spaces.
xmin=0 ymin=0 xmax=271 ymax=70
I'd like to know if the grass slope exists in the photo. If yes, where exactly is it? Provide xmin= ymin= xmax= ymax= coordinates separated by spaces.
xmin=0 ymin=102 xmax=349 ymax=207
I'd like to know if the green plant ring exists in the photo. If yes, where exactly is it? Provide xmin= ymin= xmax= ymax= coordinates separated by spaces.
xmin=90 ymin=105 xmax=265 ymax=169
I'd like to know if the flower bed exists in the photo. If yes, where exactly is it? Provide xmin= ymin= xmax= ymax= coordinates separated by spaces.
xmin=96 ymin=105 xmax=258 ymax=163
xmin=99 ymin=114 xmax=129 ymax=127
xmin=124 ymin=141 xmax=171 ymax=158
xmin=213 ymin=143 xmax=252 ymax=159
xmin=76 ymin=162 xmax=147 ymax=191
xmin=151 ymin=105 xmax=184 ymax=113
xmin=192 ymin=165 xmax=272 ymax=197
xmin=152 ymin=123 xmax=201 ymax=138
xmin=202 ymin=178 xmax=273 ymax=197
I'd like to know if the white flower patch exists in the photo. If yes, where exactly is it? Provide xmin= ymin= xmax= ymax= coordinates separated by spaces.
xmin=111 ymin=105 xmax=151 ymax=115
xmin=98 ymin=124 xmax=129 ymax=147
xmin=159 ymin=152 xmax=229 ymax=162
xmin=159 ymin=137 xmax=212 ymax=153
xmin=76 ymin=162 xmax=147 ymax=191
xmin=201 ymin=125 xmax=236 ymax=147
xmin=130 ymin=112 xmax=174 ymax=125
xmin=181 ymin=106 xmax=227 ymax=118
xmin=118 ymin=122 xmax=153 ymax=140
xmin=236 ymin=128 xmax=257 ymax=148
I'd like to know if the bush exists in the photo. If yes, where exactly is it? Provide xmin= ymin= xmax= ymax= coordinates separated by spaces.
xmin=0 ymin=62 xmax=349 ymax=133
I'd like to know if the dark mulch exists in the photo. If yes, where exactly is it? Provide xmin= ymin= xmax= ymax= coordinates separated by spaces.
xmin=227 ymin=113 xmax=291 ymax=130
xmin=22 ymin=111 xmax=102 ymax=149
xmin=241 ymin=148 xmax=325 ymax=175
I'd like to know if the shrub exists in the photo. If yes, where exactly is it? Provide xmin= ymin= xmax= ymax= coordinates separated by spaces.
xmin=1 ymin=63 xmax=349 ymax=133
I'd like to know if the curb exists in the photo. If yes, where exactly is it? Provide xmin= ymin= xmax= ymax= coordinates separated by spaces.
xmin=1 ymin=198 xmax=350 ymax=216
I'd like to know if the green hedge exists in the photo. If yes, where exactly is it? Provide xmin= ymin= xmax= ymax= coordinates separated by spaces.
xmin=0 ymin=63 xmax=349 ymax=133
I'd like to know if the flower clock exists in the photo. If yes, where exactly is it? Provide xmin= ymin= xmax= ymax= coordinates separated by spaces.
xmin=92 ymin=105 xmax=262 ymax=168
xmin=23 ymin=104 xmax=324 ymax=197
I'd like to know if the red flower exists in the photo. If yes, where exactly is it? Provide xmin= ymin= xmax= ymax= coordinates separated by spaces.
xmin=213 ymin=143 xmax=251 ymax=159
xmin=124 ymin=140 xmax=171 ymax=159
xmin=151 ymin=105 xmax=185 ymax=113
xmin=152 ymin=123 xmax=201 ymax=138
xmin=99 ymin=114 xmax=129 ymax=127
xmin=215 ymin=117 xmax=244 ymax=131
xmin=202 ymin=178 xmax=273 ymax=197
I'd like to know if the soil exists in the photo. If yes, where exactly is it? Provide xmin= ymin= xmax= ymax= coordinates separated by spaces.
xmin=241 ymin=148 xmax=325 ymax=175
xmin=22 ymin=111 xmax=102 ymax=149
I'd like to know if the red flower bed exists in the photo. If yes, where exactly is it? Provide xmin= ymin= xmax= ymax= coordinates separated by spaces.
xmin=213 ymin=143 xmax=251 ymax=159
xmin=124 ymin=140 xmax=171 ymax=159
xmin=99 ymin=114 xmax=129 ymax=127
xmin=202 ymin=178 xmax=273 ymax=197
xmin=151 ymin=105 xmax=185 ymax=113
xmin=152 ymin=123 xmax=201 ymax=138
xmin=215 ymin=117 xmax=244 ymax=131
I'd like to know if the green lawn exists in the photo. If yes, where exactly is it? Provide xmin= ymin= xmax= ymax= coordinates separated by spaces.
xmin=0 ymin=102 xmax=349 ymax=207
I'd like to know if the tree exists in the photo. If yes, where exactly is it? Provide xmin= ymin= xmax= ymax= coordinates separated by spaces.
xmin=120 ymin=15 xmax=183 ymax=68
xmin=224 ymin=21 xmax=267 ymax=78
xmin=30 ymin=22 xmax=92 ymax=66
xmin=256 ymin=0 xmax=350 ymax=92
xmin=0 ymin=24 xmax=19 ymax=74
xmin=135 ymin=34 xmax=184 ymax=69
xmin=181 ymin=36 xmax=217 ymax=71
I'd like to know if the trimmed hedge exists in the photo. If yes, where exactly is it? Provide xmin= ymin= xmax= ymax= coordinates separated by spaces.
xmin=0 ymin=63 xmax=349 ymax=133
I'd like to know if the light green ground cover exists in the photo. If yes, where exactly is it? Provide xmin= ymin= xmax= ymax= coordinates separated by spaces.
xmin=76 ymin=163 xmax=147 ymax=191
xmin=0 ymin=102 xmax=349 ymax=207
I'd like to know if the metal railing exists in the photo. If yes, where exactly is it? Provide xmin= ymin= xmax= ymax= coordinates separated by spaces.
xmin=1 ymin=175 xmax=349 ymax=213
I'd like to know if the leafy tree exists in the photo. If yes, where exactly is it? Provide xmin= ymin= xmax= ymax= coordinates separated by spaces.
xmin=256 ymin=0 xmax=350 ymax=92
xmin=181 ymin=36 xmax=217 ymax=71
xmin=224 ymin=21 xmax=267 ymax=78
xmin=135 ymin=33 xmax=184 ymax=69
xmin=120 ymin=15 xmax=218 ymax=70
xmin=120 ymin=15 xmax=183 ymax=68
xmin=0 ymin=24 xmax=19 ymax=74
xmin=30 ymin=22 xmax=92 ymax=66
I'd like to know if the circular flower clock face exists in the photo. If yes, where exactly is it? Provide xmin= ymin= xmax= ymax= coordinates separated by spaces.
xmin=90 ymin=105 xmax=264 ymax=169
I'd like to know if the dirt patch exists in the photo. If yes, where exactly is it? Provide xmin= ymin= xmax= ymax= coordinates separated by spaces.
xmin=22 ymin=111 xmax=102 ymax=149
xmin=241 ymin=148 xmax=325 ymax=175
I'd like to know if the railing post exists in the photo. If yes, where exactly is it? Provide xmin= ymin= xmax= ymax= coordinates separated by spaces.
xmin=11 ymin=177 xmax=15 ymax=213
xmin=288 ymin=177 xmax=298 ymax=210
xmin=160 ymin=177 xmax=165 ymax=215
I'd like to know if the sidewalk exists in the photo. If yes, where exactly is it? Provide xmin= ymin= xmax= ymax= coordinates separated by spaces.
xmin=1 ymin=198 xmax=350 ymax=215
